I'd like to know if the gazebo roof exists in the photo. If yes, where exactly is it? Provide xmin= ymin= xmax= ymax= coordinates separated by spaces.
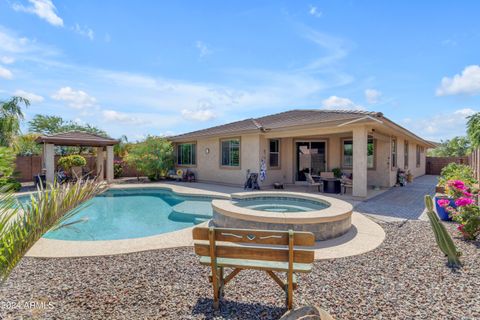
xmin=35 ymin=131 xmax=119 ymax=147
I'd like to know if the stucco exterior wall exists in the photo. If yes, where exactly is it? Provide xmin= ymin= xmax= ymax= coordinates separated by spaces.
xmin=388 ymin=136 xmax=427 ymax=186
xmin=174 ymin=124 xmax=428 ymax=188
xmin=180 ymin=134 xmax=261 ymax=185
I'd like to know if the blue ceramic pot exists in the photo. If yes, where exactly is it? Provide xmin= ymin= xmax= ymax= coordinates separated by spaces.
xmin=434 ymin=196 xmax=456 ymax=221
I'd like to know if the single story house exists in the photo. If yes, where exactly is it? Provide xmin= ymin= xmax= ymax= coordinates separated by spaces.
xmin=169 ymin=110 xmax=435 ymax=197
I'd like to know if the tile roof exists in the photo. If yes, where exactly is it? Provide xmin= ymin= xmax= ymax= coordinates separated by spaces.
xmin=170 ymin=109 xmax=383 ymax=140
xmin=36 ymin=131 xmax=119 ymax=146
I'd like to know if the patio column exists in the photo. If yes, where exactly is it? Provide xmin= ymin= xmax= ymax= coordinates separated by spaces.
xmin=106 ymin=145 xmax=114 ymax=182
xmin=96 ymin=147 xmax=104 ymax=181
xmin=44 ymin=143 xmax=55 ymax=184
xmin=352 ymin=126 xmax=368 ymax=197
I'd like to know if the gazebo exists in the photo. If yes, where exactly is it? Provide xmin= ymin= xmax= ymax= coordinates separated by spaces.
xmin=36 ymin=131 xmax=119 ymax=183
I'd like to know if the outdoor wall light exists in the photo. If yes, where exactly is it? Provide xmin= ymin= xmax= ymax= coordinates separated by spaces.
xmin=205 ymin=148 xmax=210 ymax=154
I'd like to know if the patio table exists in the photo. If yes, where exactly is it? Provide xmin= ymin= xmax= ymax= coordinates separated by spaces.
xmin=322 ymin=178 xmax=341 ymax=194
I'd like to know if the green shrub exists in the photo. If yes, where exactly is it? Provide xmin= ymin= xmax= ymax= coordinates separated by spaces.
xmin=58 ymin=155 xmax=87 ymax=171
xmin=332 ymin=168 xmax=342 ymax=178
xmin=439 ymin=163 xmax=477 ymax=186
xmin=125 ymin=136 xmax=174 ymax=181
xmin=114 ymin=160 xmax=124 ymax=178
xmin=0 ymin=177 xmax=21 ymax=192
xmin=0 ymin=147 xmax=16 ymax=178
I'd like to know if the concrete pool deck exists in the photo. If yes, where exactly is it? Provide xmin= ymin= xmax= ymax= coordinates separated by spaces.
xmin=25 ymin=182 xmax=385 ymax=260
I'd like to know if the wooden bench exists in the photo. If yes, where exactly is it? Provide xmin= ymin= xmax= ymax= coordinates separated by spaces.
xmin=192 ymin=226 xmax=315 ymax=310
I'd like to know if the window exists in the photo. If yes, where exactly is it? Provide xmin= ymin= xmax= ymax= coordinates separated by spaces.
xmin=404 ymin=140 xmax=409 ymax=169
xmin=269 ymin=139 xmax=280 ymax=168
xmin=221 ymin=139 xmax=240 ymax=167
xmin=416 ymin=145 xmax=421 ymax=167
xmin=391 ymin=138 xmax=397 ymax=168
xmin=367 ymin=138 xmax=375 ymax=169
xmin=342 ymin=138 xmax=375 ymax=169
xmin=342 ymin=140 xmax=353 ymax=168
xmin=177 ymin=143 xmax=196 ymax=166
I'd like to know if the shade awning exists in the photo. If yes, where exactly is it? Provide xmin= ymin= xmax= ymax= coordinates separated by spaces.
xmin=35 ymin=131 xmax=119 ymax=147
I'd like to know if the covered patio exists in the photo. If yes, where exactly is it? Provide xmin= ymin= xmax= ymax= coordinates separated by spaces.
xmin=35 ymin=131 xmax=119 ymax=183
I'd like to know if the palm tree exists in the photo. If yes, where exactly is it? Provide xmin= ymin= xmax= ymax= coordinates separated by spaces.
xmin=0 ymin=96 xmax=30 ymax=147
xmin=0 ymin=180 xmax=106 ymax=282
xmin=467 ymin=112 xmax=480 ymax=147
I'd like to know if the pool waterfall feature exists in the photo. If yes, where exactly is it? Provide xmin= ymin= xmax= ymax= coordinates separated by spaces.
xmin=212 ymin=192 xmax=353 ymax=241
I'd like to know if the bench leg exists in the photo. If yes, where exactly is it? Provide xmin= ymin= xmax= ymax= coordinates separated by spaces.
xmin=218 ymin=267 xmax=225 ymax=298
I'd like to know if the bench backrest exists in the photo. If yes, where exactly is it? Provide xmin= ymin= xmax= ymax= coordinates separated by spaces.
xmin=193 ymin=227 xmax=315 ymax=264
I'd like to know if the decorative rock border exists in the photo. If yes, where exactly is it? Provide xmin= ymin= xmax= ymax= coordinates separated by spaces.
xmin=212 ymin=191 xmax=353 ymax=240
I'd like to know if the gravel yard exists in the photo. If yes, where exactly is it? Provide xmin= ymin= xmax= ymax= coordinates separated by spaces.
xmin=0 ymin=221 xmax=479 ymax=320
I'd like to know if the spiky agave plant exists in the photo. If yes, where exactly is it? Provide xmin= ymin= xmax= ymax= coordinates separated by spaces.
xmin=0 ymin=180 xmax=107 ymax=282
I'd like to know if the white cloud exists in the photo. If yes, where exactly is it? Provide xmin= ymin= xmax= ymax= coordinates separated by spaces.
xmin=403 ymin=107 xmax=478 ymax=140
xmin=0 ymin=65 xmax=13 ymax=79
xmin=365 ymin=89 xmax=382 ymax=104
xmin=300 ymin=28 xmax=350 ymax=71
xmin=0 ymin=56 xmax=15 ymax=64
xmin=181 ymin=108 xmax=216 ymax=121
xmin=195 ymin=41 xmax=212 ymax=58
xmin=309 ymin=6 xmax=322 ymax=18
xmin=454 ymin=108 xmax=476 ymax=117
xmin=12 ymin=0 xmax=63 ymax=27
xmin=73 ymin=24 xmax=94 ymax=40
xmin=102 ymin=110 xmax=146 ymax=125
xmin=321 ymin=95 xmax=364 ymax=110
xmin=436 ymin=65 xmax=480 ymax=96
xmin=13 ymin=89 xmax=44 ymax=103
xmin=51 ymin=87 xmax=96 ymax=109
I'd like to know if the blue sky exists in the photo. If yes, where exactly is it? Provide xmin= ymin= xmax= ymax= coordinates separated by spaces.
xmin=0 ymin=0 xmax=479 ymax=141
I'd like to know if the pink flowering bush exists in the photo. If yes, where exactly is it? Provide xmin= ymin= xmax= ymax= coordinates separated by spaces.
xmin=438 ymin=179 xmax=480 ymax=240
xmin=445 ymin=180 xmax=470 ymax=199
xmin=437 ymin=198 xmax=451 ymax=208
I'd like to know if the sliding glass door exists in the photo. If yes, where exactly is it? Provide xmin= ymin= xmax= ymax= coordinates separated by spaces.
xmin=295 ymin=141 xmax=326 ymax=181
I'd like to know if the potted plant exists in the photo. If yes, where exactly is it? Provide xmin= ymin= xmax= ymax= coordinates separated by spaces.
xmin=332 ymin=168 xmax=342 ymax=179
xmin=58 ymin=155 xmax=87 ymax=178
xmin=406 ymin=170 xmax=413 ymax=183
xmin=435 ymin=180 xmax=470 ymax=221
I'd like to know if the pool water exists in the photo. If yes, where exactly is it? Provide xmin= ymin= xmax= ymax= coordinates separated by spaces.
xmin=43 ymin=189 xmax=215 ymax=241
xmin=234 ymin=197 xmax=329 ymax=212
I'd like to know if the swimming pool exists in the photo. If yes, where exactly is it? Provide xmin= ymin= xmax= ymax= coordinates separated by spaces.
xmin=43 ymin=188 xmax=215 ymax=241
xmin=234 ymin=197 xmax=329 ymax=212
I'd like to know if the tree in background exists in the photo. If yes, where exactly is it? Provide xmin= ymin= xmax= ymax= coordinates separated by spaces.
xmin=125 ymin=136 xmax=174 ymax=181
xmin=467 ymin=112 xmax=480 ymax=148
xmin=0 ymin=147 xmax=20 ymax=191
xmin=12 ymin=133 xmax=42 ymax=156
xmin=0 ymin=97 xmax=29 ymax=147
xmin=0 ymin=147 xmax=15 ymax=179
xmin=29 ymin=114 xmax=108 ymax=137
xmin=427 ymin=136 xmax=471 ymax=157
xmin=114 ymin=135 xmax=131 ymax=158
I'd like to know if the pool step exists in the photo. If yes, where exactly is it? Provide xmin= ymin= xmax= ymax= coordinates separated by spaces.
xmin=193 ymin=218 xmax=209 ymax=225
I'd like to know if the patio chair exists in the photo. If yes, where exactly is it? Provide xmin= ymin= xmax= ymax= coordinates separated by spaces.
xmin=341 ymin=177 xmax=353 ymax=195
xmin=305 ymin=173 xmax=323 ymax=192
xmin=244 ymin=172 xmax=260 ymax=190
xmin=169 ymin=169 xmax=184 ymax=181
xmin=184 ymin=169 xmax=196 ymax=182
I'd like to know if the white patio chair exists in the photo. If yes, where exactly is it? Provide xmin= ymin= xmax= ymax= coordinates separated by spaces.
xmin=305 ymin=173 xmax=323 ymax=192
